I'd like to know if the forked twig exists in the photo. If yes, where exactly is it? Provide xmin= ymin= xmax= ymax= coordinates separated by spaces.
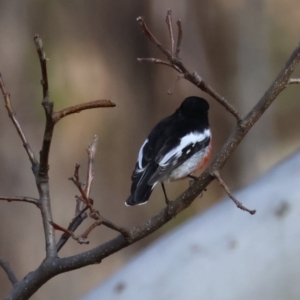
xmin=55 ymin=136 xmax=131 ymax=247
xmin=137 ymin=11 xmax=242 ymax=122
xmin=136 ymin=16 xmax=172 ymax=58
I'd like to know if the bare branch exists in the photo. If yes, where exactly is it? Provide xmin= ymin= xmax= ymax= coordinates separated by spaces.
xmin=0 ymin=196 xmax=38 ymax=206
xmin=136 ymin=16 xmax=172 ymax=58
xmin=188 ymin=71 xmax=242 ymax=121
xmin=136 ymin=12 xmax=242 ymax=122
xmin=52 ymin=100 xmax=116 ymax=124
xmin=0 ymin=256 xmax=18 ymax=285
xmin=212 ymin=171 xmax=256 ymax=215
xmin=0 ymin=74 xmax=38 ymax=169
xmin=64 ymin=135 xmax=132 ymax=245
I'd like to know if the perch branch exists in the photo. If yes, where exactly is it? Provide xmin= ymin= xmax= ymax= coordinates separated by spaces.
xmin=0 ymin=256 xmax=18 ymax=285
xmin=211 ymin=171 xmax=256 ymax=215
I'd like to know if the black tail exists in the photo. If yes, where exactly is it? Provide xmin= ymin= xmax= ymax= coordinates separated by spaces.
xmin=125 ymin=183 xmax=154 ymax=206
xmin=126 ymin=165 xmax=156 ymax=206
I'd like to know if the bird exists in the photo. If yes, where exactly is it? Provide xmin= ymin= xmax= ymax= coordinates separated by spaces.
xmin=126 ymin=96 xmax=211 ymax=206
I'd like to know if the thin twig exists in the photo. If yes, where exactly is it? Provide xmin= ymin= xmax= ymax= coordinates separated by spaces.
xmin=188 ymin=71 xmax=242 ymax=121
xmin=0 ymin=256 xmax=18 ymax=285
xmin=0 ymin=74 xmax=38 ymax=168
xmin=69 ymin=136 xmax=99 ymax=215
xmin=64 ymin=136 xmax=132 ymax=245
xmin=175 ymin=20 xmax=182 ymax=58
xmin=80 ymin=220 xmax=103 ymax=240
xmin=69 ymin=177 xmax=94 ymax=212
xmin=52 ymin=100 xmax=116 ymax=124
xmin=51 ymin=221 xmax=90 ymax=244
xmin=212 ymin=171 xmax=256 ymax=215
xmin=165 ymin=10 xmax=175 ymax=56
xmin=56 ymin=206 xmax=89 ymax=252
xmin=0 ymin=197 xmax=39 ymax=206
xmin=102 ymin=218 xmax=131 ymax=239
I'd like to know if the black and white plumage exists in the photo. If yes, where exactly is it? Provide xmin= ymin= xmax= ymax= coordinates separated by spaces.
xmin=126 ymin=96 xmax=211 ymax=206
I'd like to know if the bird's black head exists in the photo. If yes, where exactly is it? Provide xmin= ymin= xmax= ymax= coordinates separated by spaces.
xmin=178 ymin=96 xmax=209 ymax=117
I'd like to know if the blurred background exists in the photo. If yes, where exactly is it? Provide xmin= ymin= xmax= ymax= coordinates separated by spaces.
xmin=0 ymin=0 xmax=299 ymax=299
